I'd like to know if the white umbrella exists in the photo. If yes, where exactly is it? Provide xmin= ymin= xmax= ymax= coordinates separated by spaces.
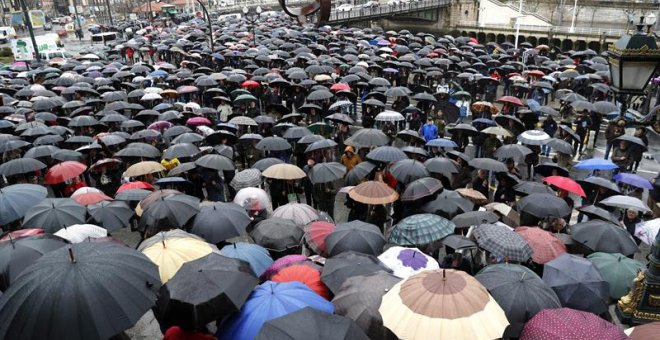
xmin=600 ymin=195 xmax=651 ymax=212
xmin=272 ymin=203 xmax=319 ymax=225
xmin=375 ymin=110 xmax=405 ymax=122
xmin=54 ymin=224 xmax=107 ymax=243
xmin=378 ymin=246 xmax=439 ymax=279
xmin=233 ymin=187 xmax=273 ymax=213
xmin=141 ymin=93 xmax=162 ymax=101
xmin=71 ymin=187 xmax=103 ymax=197
xmin=634 ymin=218 xmax=659 ymax=246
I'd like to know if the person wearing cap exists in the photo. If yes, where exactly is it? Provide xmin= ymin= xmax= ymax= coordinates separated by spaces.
xmin=604 ymin=119 xmax=626 ymax=160
xmin=341 ymin=146 xmax=361 ymax=172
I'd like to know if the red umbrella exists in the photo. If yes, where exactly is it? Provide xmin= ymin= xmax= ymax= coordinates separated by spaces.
xmin=543 ymin=175 xmax=586 ymax=197
xmin=496 ymin=96 xmax=524 ymax=107
xmin=520 ymin=308 xmax=627 ymax=340
xmin=0 ymin=229 xmax=44 ymax=242
xmin=260 ymin=254 xmax=309 ymax=281
xmin=71 ymin=192 xmax=113 ymax=206
xmin=303 ymin=221 xmax=335 ymax=256
xmin=241 ymin=80 xmax=260 ymax=88
xmin=426 ymin=52 xmax=439 ymax=58
xmin=271 ymin=264 xmax=330 ymax=299
xmin=515 ymin=227 xmax=566 ymax=264
xmin=527 ymin=70 xmax=545 ymax=77
xmin=186 ymin=117 xmax=212 ymax=126
xmin=116 ymin=181 xmax=154 ymax=194
xmin=44 ymin=161 xmax=87 ymax=185
xmin=330 ymin=83 xmax=351 ymax=91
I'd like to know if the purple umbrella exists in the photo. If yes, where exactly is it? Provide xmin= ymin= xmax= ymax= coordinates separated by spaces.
xmin=260 ymin=254 xmax=310 ymax=281
xmin=613 ymin=172 xmax=653 ymax=189
xmin=148 ymin=121 xmax=173 ymax=131
xmin=383 ymin=68 xmax=399 ymax=73
xmin=397 ymin=248 xmax=428 ymax=270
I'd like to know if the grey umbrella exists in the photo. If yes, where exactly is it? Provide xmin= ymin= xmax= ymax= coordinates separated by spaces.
xmin=570 ymin=100 xmax=596 ymax=112
xmin=283 ymin=126 xmax=312 ymax=140
xmin=22 ymin=198 xmax=86 ymax=233
xmin=230 ymin=169 xmax=262 ymax=190
xmin=255 ymin=136 xmax=292 ymax=151
xmin=325 ymin=221 xmax=386 ymax=257
xmin=513 ymin=181 xmax=555 ymax=196
xmin=400 ymin=177 xmax=444 ymax=202
xmin=0 ymin=184 xmax=48 ymax=225
xmin=344 ymin=161 xmax=377 ymax=186
xmin=542 ymin=253 xmax=610 ymax=315
xmin=476 ymin=264 xmax=561 ymax=324
xmin=472 ymin=223 xmax=533 ymax=262
xmin=576 ymin=205 xmax=621 ymax=225
xmin=309 ymin=162 xmax=346 ymax=184
xmin=593 ymin=101 xmax=618 ymax=114
xmin=305 ymin=139 xmax=338 ymax=153
xmin=518 ymin=193 xmax=571 ymax=218
xmin=331 ymin=271 xmax=400 ymax=340
xmin=138 ymin=194 xmax=200 ymax=234
xmin=451 ymin=210 xmax=499 ymax=228
xmin=0 ymin=234 xmax=69 ymax=292
xmin=0 ymin=241 xmax=161 ymax=340
xmin=0 ymin=158 xmax=47 ymax=177
xmin=571 ymin=220 xmax=639 ymax=256
xmin=116 ymin=142 xmax=161 ymax=158
xmin=366 ymin=146 xmax=407 ymax=163
xmin=194 ymin=154 xmax=235 ymax=171
xmin=24 ymin=146 xmax=61 ymax=159
xmin=252 ymin=158 xmax=284 ymax=172
xmin=389 ymin=159 xmax=429 ymax=184
xmin=599 ymin=195 xmax=651 ymax=212
xmin=545 ymin=138 xmax=574 ymax=155
xmin=191 ymin=202 xmax=252 ymax=244
xmin=250 ymin=217 xmax=303 ymax=252
xmin=257 ymin=307 xmax=369 ymax=340
xmin=307 ymin=89 xmax=334 ymax=101
xmin=345 ymin=129 xmax=389 ymax=147
xmin=162 ymin=143 xmax=200 ymax=159
xmin=424 ymin=157 xmax=459 ymax=176
xmin=468 ymin=158 xmax=507 ymax=172
xmin=321 ymin=251 xmax=392 ymax=294
xmin=115 ymin=189 xmax=152 ymax=202
xmin=87 ymin=200 xmax=133 ymax=232
xmin=495 ymin=144 xmax=532 ymax=162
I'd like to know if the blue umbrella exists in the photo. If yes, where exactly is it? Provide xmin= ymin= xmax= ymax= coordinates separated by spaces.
xmin=149 ymin=70 xmax=168 ymax=78
xmin=426 ymin=138 xmax=458 ymax=148
xmin=218 ymin=281 xmax=334 ymax=340
xmin=613 ymin=172 xmax=653 ymax=189
xmin=0 ymin=184 xmax=48 ymax=225
xmin=574 ymin=158 xmax=618 ymax=171
xmin=220 ymin=243 xmax=273 ymax=277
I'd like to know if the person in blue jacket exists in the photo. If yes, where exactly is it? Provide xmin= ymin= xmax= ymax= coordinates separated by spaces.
xmin=421 ymin=117 xmax=438 ymax=142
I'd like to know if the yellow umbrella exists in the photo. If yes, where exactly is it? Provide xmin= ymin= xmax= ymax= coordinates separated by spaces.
xmin=123 ymin=161 xmax=166 ymax=177
xmin=261 ymin=163 xmax=306 ymax=180
xmin=379 ymin=269 xmax=509 ymax=340
xmin=482 ymin=126 xmax=512 ymax=137
xmin=138 ymin=229 xmax=215 ymax=283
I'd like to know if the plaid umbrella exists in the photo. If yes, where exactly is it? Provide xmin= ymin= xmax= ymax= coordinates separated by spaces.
xmin=472 ymin=224 xmax=533 ymax=262
xmin=230 ymin=169 xmax=262 ymax=190
xmin=388 ymin=214 xmax=455 ymax=246
xmin=520 ymin=308 xmax=627 ymax=340
xmin=515 ymin=227 xmax=566 ymax=264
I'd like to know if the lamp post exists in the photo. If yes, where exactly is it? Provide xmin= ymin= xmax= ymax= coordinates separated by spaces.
xmin=18 ymin=0 xmax=39 ymax=62
xmin=607 ymin=14 xmax=660 ymax=118
xmin=243 ymin=5 xmax=261 ymax=47
xmin=195 ymin=0 xmax=214 ymax=49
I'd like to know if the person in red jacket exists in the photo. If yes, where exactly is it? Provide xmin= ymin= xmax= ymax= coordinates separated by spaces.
xmin=163 ymin=326 xmax=215 ymax=340
xmin=63 ymin=176 xmax=87 ymax=197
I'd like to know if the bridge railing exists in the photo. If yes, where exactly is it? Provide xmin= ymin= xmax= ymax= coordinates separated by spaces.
xmin=328 ymin=0 xmax=451 ymax=22
xmin=458 ymin=21 xmax=627 ymax=37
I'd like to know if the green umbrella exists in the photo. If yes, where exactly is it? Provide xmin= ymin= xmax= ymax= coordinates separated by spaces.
xmin=586 ymin=252 xmax=644 ymax=300
xmin=388 ymin=214 xmax=455 ymax=246
xmin=233 ymin=94 xmax=258 ymax=105
xmin=450 ymin=91 xmax=471 ymax=99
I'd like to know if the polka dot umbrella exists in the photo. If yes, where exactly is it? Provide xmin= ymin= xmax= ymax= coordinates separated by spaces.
xmin=520 ymin=308 xmax=628 ymax=340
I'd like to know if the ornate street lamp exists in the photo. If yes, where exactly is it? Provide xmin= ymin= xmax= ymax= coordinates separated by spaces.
xmin=243 ymin=6 xmax=261 ymax=47
xmin=607 ymin=14 xmax=660 ymax=117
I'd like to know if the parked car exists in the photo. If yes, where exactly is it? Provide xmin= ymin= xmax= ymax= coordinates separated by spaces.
xmin=362 ymin=1 xmax=380 ymax=8
xmin=336 ymin=4 xmax=354 ymax=12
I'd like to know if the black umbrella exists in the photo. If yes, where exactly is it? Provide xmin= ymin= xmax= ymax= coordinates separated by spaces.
xmin=576 ymin=205 xmax=621 ymax=225
xmin=22 ymin=198 xmax=86 ymax=233
xmin=0 ymin=158 xmax=47 ymax=177
xmin=441 ymin=234 xmax=478 ymax=250
xmin=436 ymin=100 xmax=459 ymax=123
xmin=345 ymin=129 xmax=389 ymax=147
xmin=513 ymin=181 xmax=555 ymax=196
xmin=518 ymin=193 xmax=571 ymax=218
xmin=468 ymin=158 xmax=507 ymax=172
xmin=256 ymin=307 xmax=369 ymax=340
xmin=613 ymin=135 xmax=647 ymax=150
xmin=0 ymin=241 xmax=161 ymax=340
xmin=250 ymin=217 xmax=303 ymax=252
xmin=321 ymin=251 xmax=392 ymax=294
xmin=325 ymin=221 xmax=386 ymax=257
xmin=116 ymin=143 xmax=161 ymax=158
xmin=190 ymin=202 xmax=252 ymax=244
xmin=451 ymin=210 xmax=499 ymax=228
xmin=344 ymin=161 xmax=377 ymax=186
xmin=0 ymin=234 xmax=69 ymax=292
xmin=476 ymin=264 xmax=561 ymax=325
xmin=256 ymin=136 xmax=292 ymax=151
xmin=194 ymin=154 xmax=235 ymax=171
xmin=494 ymin=144 xmax=532 ymax=162
xmin=421 ymin=189 xmax=475 ymax=219
xmin=309 ymin=162 xmax=346 ymax=184
xmin=252 ymin=158 xmax=284 ymax=172
xmin=162 ymin=143 xmax=200 ymax=159
xmin=138 ymin=194 xmax=200 ymax=234
xmin=366 ymin=146 xmax=407 ymax=163
xmin=157 ymin=253 xmax=258 ymax=330
xmin=558 ymin=125 xmax=580 ymax=141
xmin=424 ymin=157 xmax=459 ymax=177
xmin=400 ymin=177 xmax=443 ymax=201
xmin=87 ymin=200 xmax=133 ymax=232
xmin=571 ymin=220 xmax=638 ymax=256
xmin=578 ymin=176 xmax=621 ymax=197
xmin=447 ymin=123 xmax=478 ymax=136
xmin=388 ymin=159 xmax=429 ymax=184
xmin=534 ymin=163 xmax=570 ymax=177
xmin=545 ymin=138 xmax=574 ymax=155
xmin=325 ymin=113 xmax=355 ymax=125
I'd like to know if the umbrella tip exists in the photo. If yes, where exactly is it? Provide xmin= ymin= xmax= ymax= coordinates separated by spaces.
xmin=442 ymin=269 xmax=446 ymax=280
xmin=68 ymin=247 xmax=76 ymax=263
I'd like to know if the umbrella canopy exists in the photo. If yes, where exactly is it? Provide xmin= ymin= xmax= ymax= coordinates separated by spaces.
xmin=587 ymin=252 xmax=644 ymax=300
xmin=543 ymin=175 xmax=586 ymax=197
xmin=0 ymin=241 xmax=161 ymax=340
xmin=366 ymin=146 xmax=407 ymax=163
xmin=518 ymin=193 xmax=571 ymax=218
xmin=138 ymin=193 xmax=200 ymax=234
xmin=256 ymin=136 xmax=292 ymax=151
xmin=270 ymin=264 xmax=329 ymax=299
xmin=325 ymin=220 xmax=386 ymax=257
xmin=256 ymin=307 xmax=369 ymax=340
xmin=0 ymin=158 xmax=47 ymax=177
xmin=472 ymin=223 xmax=533 ymax=262
xmin=613 ymin=172 xmax=653 ymax=189
xmin=515 ymin=227 xmax=566 ymax=264
xmin=230 ymin=169 xmax=262 ymax=190
xmin=87 ymin=200 xmax=133 ymax=232
xmin=53 ymin=224 xmax=107 ymax=243
xmin=272 ymin=203 xmax=319 ymax=226
xmin=571 ymin=220 xmax=639 ymax=256
xmin=251 ymin=217 xmax=304 ymax=252
xmin=421 ymin=189 xmax=475 ymax=219
xmin=517 ymin=130 xmax=551 ymax=145
xmin=0 ymin=234 xmax=68 ymax=292
xmin=400 ymin=177 xmax=443 ymax=201
xmin=220 ymin=243 xmax=274 ymax=278
xmin=0 ymin=184 xmax=48 ymax=225
xmin=348 ymin=181 xmax=399 ymax=205
xmin=303 ymin=220 xmax=336 ymax=256
xmin=123 ymin=161 xmax=166 ymax=177
xmin=475 ymin=264 xmax=561 ymax=324
xmin=520 ymin=308 xmax=628 ymax=340
xmin=194 ymin=154 xmax=235 ymax=171
xmin=468 ymin=158 xmax=507 ymax=172
xmin=191 ymin=202 xmax=251 ymax=244
xmin=262 ymin=163 xmax=306 ymax=180
xmin=542 ymin=253 xmax=610 ymax=314
xmin=218 ymin=281 xmax=335 ymax=340
xmin=321 ymin=251 xmax=392 ymax=294
xmin=574 ymin=158 xmax=619 ymax=171
xmin=389 ymin=159 xmax=429 ymax=184
xmin=634 ymin=218 xmax=660 ymax=246
xmin=309 ymin=162 xmax=346 ymax=184
xmin=495 ymin=144 xmax=532 ymax=162
xmin=138 ymin=229 xmax=215 ymax=283
xmin=377 ymin=246 xmax=440 ymax=279
xmin=600 ymin=195 xmax=651 ymax=212
xmin=157 ymin=253 xmax=258 ymax=329
xmin=389 ymin=214 xmax=455 ymax=246
xmin=43 ymin=161 xmax=87 ymax=184
xmin=424 ymin=157 xmax=459 ymax=176
xmin=379 ymin=269 xmax=509 ymax=340
xmin=346 ymin=129 xmax=390 ymax=147
xmin=22 ymin=198 xmax=86 ymax=233
xmin=451 ymin=211 xmax=499 ymax=229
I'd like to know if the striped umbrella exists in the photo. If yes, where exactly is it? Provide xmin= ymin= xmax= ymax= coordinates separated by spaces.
xmin=389 ymin=214 xmax=455 ymax=246
xmin=517 ymin=129 xmax=551 ymax=145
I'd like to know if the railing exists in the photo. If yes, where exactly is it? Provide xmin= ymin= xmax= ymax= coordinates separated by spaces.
xmin=458 ymin=21 xmax=627 ymax=36
xmin=328 ymin=0 xmax=451 ymax=22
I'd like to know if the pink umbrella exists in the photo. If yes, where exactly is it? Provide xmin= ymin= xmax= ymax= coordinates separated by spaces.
xmin=521 ymin=308 xmax=628 ymax=340
xmin=148 ymin=121 xmax=173 ymax=130
xmin=260 ymin=254 xmax=310 ymax=281
xmin=186 ymin=117 xmax=212 ymax=126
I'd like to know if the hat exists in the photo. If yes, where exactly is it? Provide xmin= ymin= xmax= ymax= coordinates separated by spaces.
xmin=616 ymin=119 xmax=626 ymax=127
xmin=344 ymin=146 xmax=354 ymax=153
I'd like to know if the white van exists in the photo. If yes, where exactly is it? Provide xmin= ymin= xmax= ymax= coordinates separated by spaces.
xmin=38 ymin=49 xmax=73 ymax=62
xmin=0 ymin=27 xmax=17 ymax=43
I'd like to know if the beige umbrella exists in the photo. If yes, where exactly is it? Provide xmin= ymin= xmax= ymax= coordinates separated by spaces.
xmin=484 ymin=202 xmax=520 ymax=227
xmin=379 ymin=269 xmax=509 ymax=340
xmin=482 ymin=126 xmax=512 ymax=137
xmin=123 ymin=161 xmax=166 ymax=177
xmin=348 ymin=181 xmax=398 ymax=205
xmin=456 ymin=188 xmax=488 ymax=206
xmin=261 ymin=163 xmax=306 ymax=180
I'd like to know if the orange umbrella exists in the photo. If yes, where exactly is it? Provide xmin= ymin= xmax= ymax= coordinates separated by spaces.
xmin=44 ymin=161 xmax=87 ymax=184
xmin=271 ymin=264 xmax=330 ymax=299
xmin=348 ymin=181 xmax=398 ymax=205
xmin=515 ymin=226 xmax=566 ymax=264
